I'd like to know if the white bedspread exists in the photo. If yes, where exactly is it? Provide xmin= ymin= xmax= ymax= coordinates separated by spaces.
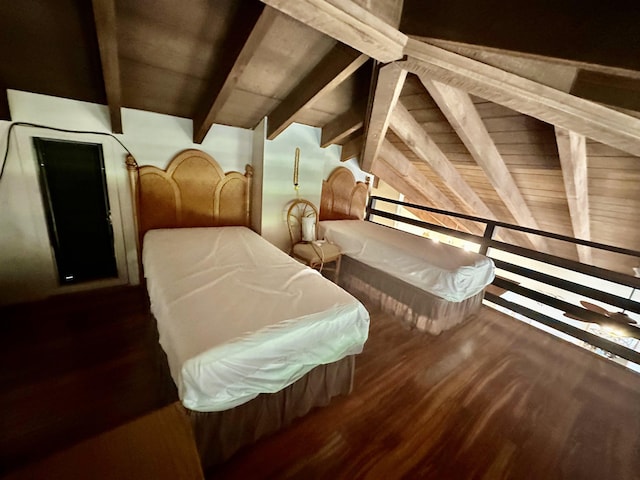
xmin=318 ymin=220 xmax=495 ymax=302
xmin=143 ymin=227 xmax=369 ymax=412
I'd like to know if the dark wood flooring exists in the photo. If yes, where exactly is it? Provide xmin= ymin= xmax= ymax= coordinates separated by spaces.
xmin=1 ymin=287 xmax=640 ymax=479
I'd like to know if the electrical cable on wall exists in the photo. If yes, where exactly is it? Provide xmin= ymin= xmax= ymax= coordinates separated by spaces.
xmin=0 ymin=122 xmax=134 ymax=185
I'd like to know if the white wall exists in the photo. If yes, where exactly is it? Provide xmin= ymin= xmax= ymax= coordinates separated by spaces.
xmin=0 ymin=90 xmax=368 ymax=305
xmin=251 ymin=119 xmax=266 ymax=234
xmin=0 ymin=90 xmax=252 ymax=306
xmin=260 ymin=122 xmax=342 ymax=251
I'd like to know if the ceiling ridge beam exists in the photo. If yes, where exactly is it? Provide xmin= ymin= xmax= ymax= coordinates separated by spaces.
xmin=555 ymin=127 xmax=592 ymax=264
xmin=379 ymin=140 xmax=478 ymax=234
xmin=422 ymin=78 xmax=548 ymax=252
xmin=92 ymin=0 xmax=122 ymax=134
xmin=266 ymin=44 xmax=367 ymax=140
xmin=402 ymin=38 xmax=640 ymax=157
xmin=193 ymin=4 xmax=274 ymax=144
xmin=260 ymin=0 xmax=407 ymax=62
xmin=361 ymin=62 xmax=407 ymax=172
xmin=321 ymin=103 xmax=365 ymax=147
xmin=416 ymin=37 xmax=640 ymax=82
xmin=389 ymin=102 xmax=538 ymax=250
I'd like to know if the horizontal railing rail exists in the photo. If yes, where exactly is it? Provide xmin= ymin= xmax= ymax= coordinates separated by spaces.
xmin=366 ymin=196 xmax=640 ymax=366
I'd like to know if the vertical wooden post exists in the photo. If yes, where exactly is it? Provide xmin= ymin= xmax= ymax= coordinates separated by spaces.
xmin=125 ymin=155 xmax=142 ymax=282
xmin=245 ymin=164 xmax=254 ymax=227
xmin=479 ymin=223 xmax=495 ymax=256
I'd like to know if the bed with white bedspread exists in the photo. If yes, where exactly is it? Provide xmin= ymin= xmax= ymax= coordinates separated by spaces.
xmin=143 ymin=226 xmax=369 ymax=413
xmin=127 ymin=150 xmax=370 ymax=469
xmin=320 ymin=167 xmax=495 ymax=334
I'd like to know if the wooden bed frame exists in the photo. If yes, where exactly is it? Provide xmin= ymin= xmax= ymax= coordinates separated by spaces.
xmin=126 ymin=150 xmax=355 ymax=470
xmin=125 ymin=149 xmax=253 ymax=247
xmin=320 ymin=167 xmax=369 ymax=220
xmin=320 ymin=166 xmax=485 ymax=334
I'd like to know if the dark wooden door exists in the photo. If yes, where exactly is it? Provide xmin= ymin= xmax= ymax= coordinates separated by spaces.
xmin=34 ymin=138 xmax=118 ymax=284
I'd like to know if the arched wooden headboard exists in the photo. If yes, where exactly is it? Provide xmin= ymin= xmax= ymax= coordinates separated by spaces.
xmin=126 ymin=149 xmax=253 ymax=244
xmin=320 ymin=167 xmax=370 ymax=220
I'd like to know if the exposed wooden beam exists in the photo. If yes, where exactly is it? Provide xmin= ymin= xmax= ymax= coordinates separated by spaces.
xmin=389 ymin=102 xmax=537 ymax=250
xmin=92 ymin=0 xmax=122 ymax=134
xmin=321 ymin=104 xmax=364 ymax=147
xmin=193 ymin=4 xmax=274 ymax=144
xmin=260 ymin=0 xmax=407 ymax=62
xmin=402 ymin=39 xmax=640 ymax=157
xmin=418 ymin=37 xmax=640 ymax=89
xmin=266 ymin=44 xmax=367 ymax=140
xmin=361 ymin=63 xmax=407 ymax=172
xmin=555 ymin=127 xmax=592 ymax=264
xmin=422 ymin=78 xmax=548 ymax=252
xmin=379 ymin=140 xmax=477 ymax=234
xmin=341 ymin=135 xmax=362 ymax=162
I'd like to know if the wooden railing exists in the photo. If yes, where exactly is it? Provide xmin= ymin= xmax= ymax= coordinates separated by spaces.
xmin=366 ymin=196 xmax=640 ymax=366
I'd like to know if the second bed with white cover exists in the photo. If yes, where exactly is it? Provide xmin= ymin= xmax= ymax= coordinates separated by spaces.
xmin=318 ymin=219 xmax=495 ymax=333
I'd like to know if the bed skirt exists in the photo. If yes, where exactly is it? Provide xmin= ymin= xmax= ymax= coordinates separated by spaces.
xmin=339 ymin=256 xmax=484 ymax=334
xmin=183 ymin=355 xmax=355 ymax=470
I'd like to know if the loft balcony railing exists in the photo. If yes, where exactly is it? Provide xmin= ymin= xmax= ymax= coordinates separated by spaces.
xmin=366 ymin=196 xmax=640 ymax=368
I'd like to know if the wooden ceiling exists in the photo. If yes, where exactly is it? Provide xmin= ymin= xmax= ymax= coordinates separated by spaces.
xmin=1 ymin=0 xmax=639 ymax=275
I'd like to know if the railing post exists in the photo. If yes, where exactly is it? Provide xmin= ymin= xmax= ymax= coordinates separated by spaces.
xmin=365 ymin=196 xmax=376 ymax=221
xmin=479 ymin=223 xmax=495 ymax=255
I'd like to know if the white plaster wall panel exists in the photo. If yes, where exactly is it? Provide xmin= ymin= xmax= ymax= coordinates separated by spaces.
xmin=0 ymin=90 xmax=253 ymax=305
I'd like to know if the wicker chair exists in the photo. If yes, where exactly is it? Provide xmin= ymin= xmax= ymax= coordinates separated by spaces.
xmin=286 ymin=199 xmax=341 ymax=282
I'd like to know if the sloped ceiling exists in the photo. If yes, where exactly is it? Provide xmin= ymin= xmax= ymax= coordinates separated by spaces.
xmin=1 ymin=0 xmax=639 ymax=275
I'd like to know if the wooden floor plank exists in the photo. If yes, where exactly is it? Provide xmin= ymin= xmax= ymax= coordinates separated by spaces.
xmin=1 ymin=287 xmax=639 ymax=479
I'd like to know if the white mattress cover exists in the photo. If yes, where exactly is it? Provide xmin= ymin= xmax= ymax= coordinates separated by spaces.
xmin=318 ymin=220 xmax=495 ymax=302
xmin=143 ymin=227 xmax=369 ymax=412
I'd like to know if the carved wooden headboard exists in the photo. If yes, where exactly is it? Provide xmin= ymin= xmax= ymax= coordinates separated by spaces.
xmin=126 ymin=149 xmax=253 ymax=244
xmin=319 ymin=167 xmax=370 ymax=220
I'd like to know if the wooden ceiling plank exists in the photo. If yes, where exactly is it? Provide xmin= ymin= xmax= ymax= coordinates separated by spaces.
xmin=361 ymin=62 xmax=407 ymax=172
xmin=340 ymin=135 xmax=362 ymax=162
xmin=422 ymin=78 xmax=548 ymax=251
xmin=321 ymin=104 xmax=364 ymax=147
xmin=260 ymin=0 xmax=407 ymax=62
xmin=372 ymin=160 xmax=452 ymax=230
xmin=555 ymin=127 xmax=593 ymax=264
xmin=402 ymin=39 xmax=640 ymax=157
xmin=379 ymin=140 xmax=478 ymax=234
xmin=193 ymin=5 xmax=276 ymax=144
xmin=389 ymin=101 xmax=537 ymax=250
xmin=92 ymin=0 xmax=122 ymax=134
xmin=266 ymin=44 xmax=367 ymax=140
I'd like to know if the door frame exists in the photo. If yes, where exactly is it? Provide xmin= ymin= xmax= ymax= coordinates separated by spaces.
xmin=13 ymin=127 xmax=136 ymax=296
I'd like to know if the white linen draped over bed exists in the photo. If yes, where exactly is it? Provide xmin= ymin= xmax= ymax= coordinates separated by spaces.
xmin=143 ymin=227 xmax=370 ymax=413
xmin=318 ymin=220 xmax=495 ymax=302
